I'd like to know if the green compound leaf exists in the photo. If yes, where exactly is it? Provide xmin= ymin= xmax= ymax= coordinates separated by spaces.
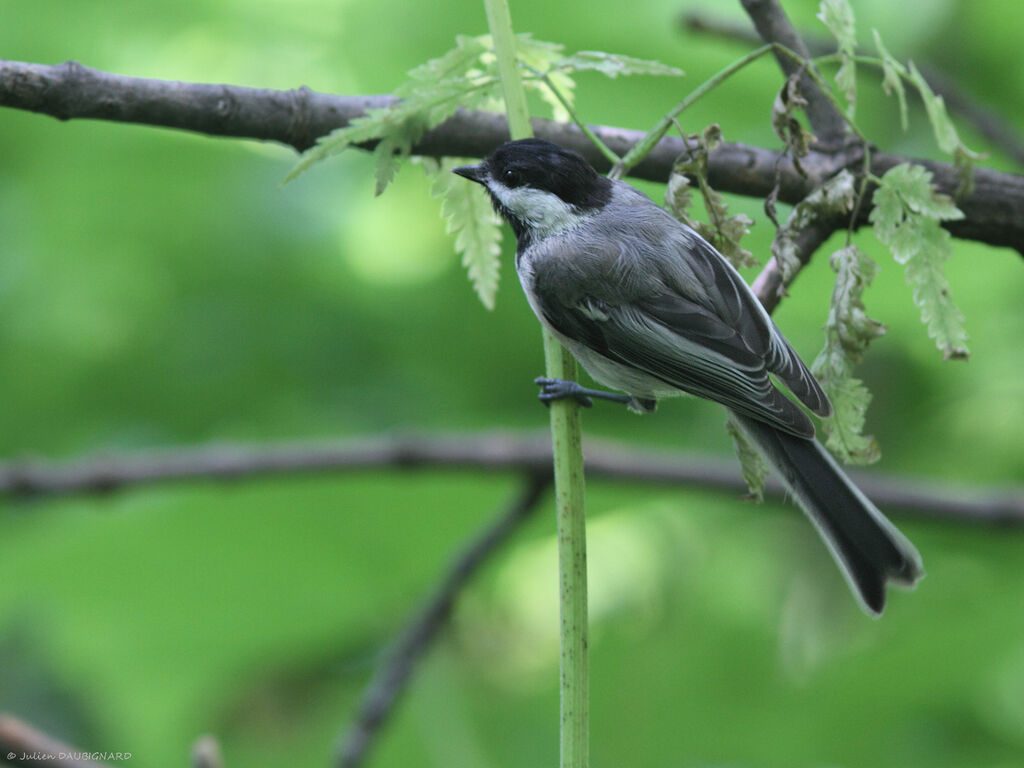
xmin=554 ymin=51 xmax=684 ymax=78
xmin=434 ymin=159 xmax=502 ymax=310
xmin=515 ymin=35 xmax=575 ymax=122
xmin=286 ymin=35 xmax=495 ymax=186
xmin=870 ymin=164 xmax=969 ymax=360
xmin=288 ymin=32 xmax=683 ymax=306
xmin=811 ymin=245 xmax=886 ymax=464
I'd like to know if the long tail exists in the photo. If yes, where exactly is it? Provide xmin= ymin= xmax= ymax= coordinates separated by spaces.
xmin=731 ymin=412 xmax=924 ymax=616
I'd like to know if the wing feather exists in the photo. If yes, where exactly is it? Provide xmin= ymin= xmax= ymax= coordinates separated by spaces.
xmin=526 ymin=206 xmax=829 ymax=436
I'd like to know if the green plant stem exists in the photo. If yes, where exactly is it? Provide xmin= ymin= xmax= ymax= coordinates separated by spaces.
xmin=614 ymin=41 xmax=872 ymax=179
xmin=484 ymin=0 xmax=530 ymax=138
xmin=614 ymin=43 xmax=777 ymax=177
xmin=483 ymin=2 xmax=589 ymax=768
xmin=529 ymin=68 xmax=620 ymax=164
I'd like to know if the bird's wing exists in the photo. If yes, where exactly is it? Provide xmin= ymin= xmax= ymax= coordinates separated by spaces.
xmin=664 ymin=232 xmax=832 ymax=419
xmin=529 ymin=229 xmax=827 ymax=437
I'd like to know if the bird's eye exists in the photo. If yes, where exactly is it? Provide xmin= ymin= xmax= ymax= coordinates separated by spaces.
xmin=503 ymin=168 xmax=523 ymax=187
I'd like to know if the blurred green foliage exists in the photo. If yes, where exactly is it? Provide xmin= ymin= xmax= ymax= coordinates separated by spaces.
xmin=0 ymin=0 xmax=1022 ymax=766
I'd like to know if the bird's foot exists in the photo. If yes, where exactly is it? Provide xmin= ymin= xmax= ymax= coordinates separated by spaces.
xmin=533 ymin=377 xmax=632 ymax=409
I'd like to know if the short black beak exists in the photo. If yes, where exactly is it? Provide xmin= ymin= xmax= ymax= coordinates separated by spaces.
xmin=452 ymin=164 xmax=485 ymax=184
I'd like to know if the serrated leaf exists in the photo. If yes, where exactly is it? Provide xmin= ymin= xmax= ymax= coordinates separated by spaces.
xmin=435 ymin=160 xmax=502 ymax=309
xmin=815 ymin=369 xmax=880 ymax=463
xmin=515 ymin=34 xmax=576 ymax=122
xmin=817 ymin=0 xmax=857 ymax=117
xmin=667 ymin=127 xmax=756 ymax=269
xmin=403 ymin=34 xmax=489 ymax=88
xmin=555 ymin=51 xmax=684 ymax=78
xmin=285 ymin=108 xmax=394 ymax=182
xmin=726 ymin=416 xmax=768 ymax=502
xmin=288 ymin=35 xmax=502 ymax=187
xmin=873 ymin=164 xmax=963 ymax=222
xmin=867 ymin=183 xmax=902 ymax=243
xmin=872 ymin=29 xmax=908 ymax=130
xmin=870 ymin=164 xmax=970 ymax=359
xmin=899 ymin=216 xmax=969 ymax=359
xmin=811 ymin=244 xmax=885 ymax=464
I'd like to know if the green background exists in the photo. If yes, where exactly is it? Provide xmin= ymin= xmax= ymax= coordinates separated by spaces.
xmin=1 ymin=0 xmax=1022 ymax=765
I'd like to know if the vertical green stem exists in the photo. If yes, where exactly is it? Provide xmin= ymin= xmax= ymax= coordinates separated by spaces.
xmin=482 ymin=2 xmax=589 ymax=767
xmin=543 ymin=332 xmax=589 ymax=768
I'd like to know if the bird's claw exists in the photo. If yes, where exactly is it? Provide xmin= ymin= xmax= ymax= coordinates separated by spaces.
xmin=533 ymin=377 xmax=594 ymax=408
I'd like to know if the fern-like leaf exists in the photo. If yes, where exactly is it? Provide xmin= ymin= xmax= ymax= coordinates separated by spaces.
xmin=434 ymin=160 xmax=502 ymax=309
xmin=811 ymin=245 xmax=885 ymax=464
xmin=870 ymin=164 xmax=969 ymax=359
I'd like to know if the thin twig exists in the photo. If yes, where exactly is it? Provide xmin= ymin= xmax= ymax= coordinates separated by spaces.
xmin=335 ymin=475 xmax=549 ymax=768
xmin=682 ymin=9 xmax=1024 ymax=167
xmin=0 ymin=58 xmax=1021 ymax=252
xmin=0 ymin=714 xmax=112 ymax=768
xmin=1 ymin=432 xmax=1020 ymax=524
xmin=754 ymin=218 xmax=843 ymax=312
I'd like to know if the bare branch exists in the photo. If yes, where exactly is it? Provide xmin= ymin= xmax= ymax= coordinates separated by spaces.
xmin=740 ymin=0 xmax=848 ymax=147
xmin=1 ymin=432 xmax=1020 ymax=525
xmin=682 ymin=9 xmax=1024 ymax=168
xmin=335 ymin=476 xmax=549 ymax=768
xmin=754 ymin=219 xmax=842 ymax=312
xmin=0 ymin=59 xmax=1022 ymax=253
xmin=0 ymin=714 xmax=111 ymax=768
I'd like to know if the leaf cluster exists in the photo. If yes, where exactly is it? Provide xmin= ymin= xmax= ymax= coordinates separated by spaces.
xmin=780 ymin=0 xmax=981 ymax=460
xmin=869 ymin=163 xmax=969 ymax=360
xmin=810 ymin=244 xmax=885 ymax=464
xmin=771 ymin=169 xmax=856 ymax=284
xmin=665 ymin=125 xmax=757 ymax=270
xmin=288 ymin=34 xmax=681 ymax=308
xmin=816 ymin=0 xmax=983 ymax=193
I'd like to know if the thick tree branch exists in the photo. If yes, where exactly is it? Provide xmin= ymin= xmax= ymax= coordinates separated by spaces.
xmin=753 ymin=219 xmax=841 ymax=312
xmin=740 ymin=0 xmax=848 ymax=147
xmin=2 ymin=433 xmax=1021 ymax=525
xmin=0 ymin=59 xmax=1022 ymax=253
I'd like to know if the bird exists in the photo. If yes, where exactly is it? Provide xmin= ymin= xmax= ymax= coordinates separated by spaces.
xmin=453 ymin=137 xmax=923 ymax=616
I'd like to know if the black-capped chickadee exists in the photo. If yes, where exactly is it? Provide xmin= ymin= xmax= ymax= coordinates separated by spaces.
xmin=454 ymin=138 xmax=923 ymax=616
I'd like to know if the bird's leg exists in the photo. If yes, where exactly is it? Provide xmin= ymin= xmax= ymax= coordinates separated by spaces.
xmin=534 ymin=377 xmax=633 ymax=409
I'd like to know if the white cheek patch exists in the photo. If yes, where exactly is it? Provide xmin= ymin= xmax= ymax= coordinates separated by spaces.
xmin=486 ymin=182 xmax=579 ymax=237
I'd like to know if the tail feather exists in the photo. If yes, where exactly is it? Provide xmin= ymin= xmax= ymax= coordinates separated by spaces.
xmin=731 ymin=412 xmax=923 ymax=616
